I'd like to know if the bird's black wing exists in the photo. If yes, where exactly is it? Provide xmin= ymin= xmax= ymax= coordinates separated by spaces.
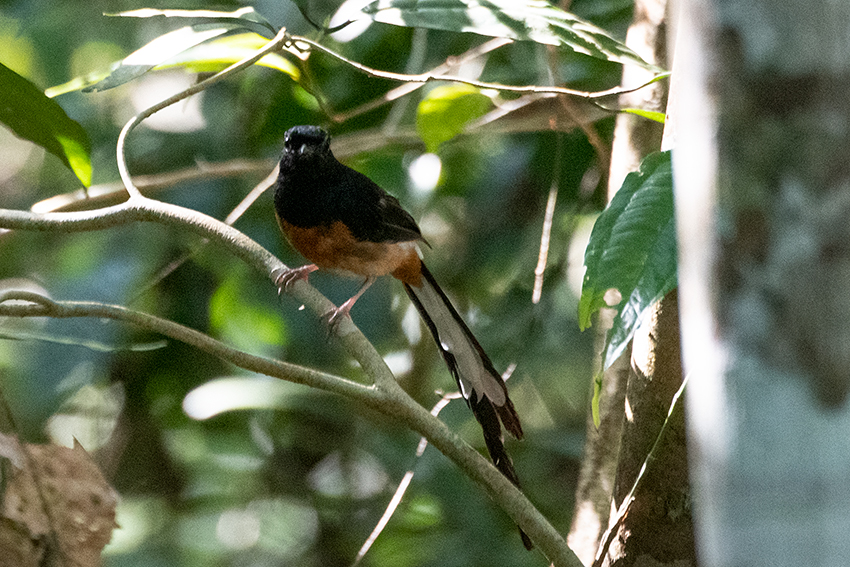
xmin=330 ymin=162 xmax=423 ymax=244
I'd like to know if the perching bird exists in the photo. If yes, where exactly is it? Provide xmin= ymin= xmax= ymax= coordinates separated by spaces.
xmin=273 ymin=125 xmax=530 ymax=549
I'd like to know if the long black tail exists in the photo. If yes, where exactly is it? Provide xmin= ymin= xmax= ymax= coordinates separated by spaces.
xmin=403 ymin=261 xmax=532 ymax=549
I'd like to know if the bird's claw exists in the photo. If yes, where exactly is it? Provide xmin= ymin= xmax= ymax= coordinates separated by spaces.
xmin=272 ymin=264 xmax=358 ymax=336
xmin=272 ymin=264 xmax=318 ymax=295
xmin=320 ymin=304 xmax=352 ymax=336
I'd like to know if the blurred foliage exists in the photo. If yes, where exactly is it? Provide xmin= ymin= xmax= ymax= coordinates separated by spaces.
xmin=0 ymin=0 xmax=640 ymax=564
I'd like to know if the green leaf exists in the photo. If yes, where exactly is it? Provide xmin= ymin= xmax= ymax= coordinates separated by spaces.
xmin=0 ymin=63 xmax=92 ymax=186
xmin=159 ymin=32 xmax=300 ymax=79
xmin=82 ymin=24 xmax=238 ymax=93
xmin=46 ymin=72 xmax=110 ymax=98
xmin=591 ymin=372 xmax=602 ymax=428
xmin=416 ymin=84 xmax=492 ymax=152
xmin=579 ymin=150 xmax=676 ymax=369
xmin=621 ymin=108 xmax=666 ymax=124
xmin=361 ymin=0 xmax=657 ymax=69
xmin=108 ymin=6 xmax=276 ymax=36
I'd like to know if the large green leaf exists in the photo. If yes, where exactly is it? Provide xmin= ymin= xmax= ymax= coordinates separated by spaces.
xmin=361 ymin=0 xmax=656 ymax=69
xmin=579 ymin=150 xmax=676 ymax=369
xmin=0 ymin=63 xmax=92 ymax=186
xmin=48 ymin=31 xmax=298 ymax=98
xmin=156 ymin=32 xmax=300 ymax=78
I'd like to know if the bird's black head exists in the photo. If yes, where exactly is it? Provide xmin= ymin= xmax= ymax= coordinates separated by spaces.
xmin=283 ymin=125 xmax=332 ymax=161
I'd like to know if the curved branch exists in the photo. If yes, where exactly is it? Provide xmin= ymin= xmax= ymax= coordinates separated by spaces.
xmin=116 ymin=27 xmax=294 ymax=199
xmin=0 ymin=291 xmax=371 ymax=401
xmin=0 ymin=28 xmax=588 ymax=564
xmin=0 ymin=283 xmax=579 ymax=565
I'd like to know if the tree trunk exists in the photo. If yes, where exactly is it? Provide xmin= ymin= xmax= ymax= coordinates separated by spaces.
xmin=568 ymin=0 xmax=687 ymax=564
xmin=605 ymin=290 xmax=693 ymax=567
xmin=672 ymin=0 xmax=850 ymax=564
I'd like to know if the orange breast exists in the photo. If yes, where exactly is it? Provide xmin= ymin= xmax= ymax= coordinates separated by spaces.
xmin=278 ymin=218 xmax=422 ymax=286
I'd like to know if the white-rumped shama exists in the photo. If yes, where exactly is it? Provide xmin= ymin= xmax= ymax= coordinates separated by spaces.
xmin=273 ymin=125 xmax=531 ymax=549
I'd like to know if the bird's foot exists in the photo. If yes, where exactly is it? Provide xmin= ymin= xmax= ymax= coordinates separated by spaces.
xmin=272 ymin=264 xmax=318 ymax=295
xmin=320 ymin=299 xmax=355 ymax=336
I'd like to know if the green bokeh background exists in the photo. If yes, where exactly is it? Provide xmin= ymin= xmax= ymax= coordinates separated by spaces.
xmin=0 ymin=0 xmax=634 ymax=564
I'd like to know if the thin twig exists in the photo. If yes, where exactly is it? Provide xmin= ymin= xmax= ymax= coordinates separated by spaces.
xmin=533 ymin=135 xmax=562 ymax=304
xmin=591 ymin=374 xmax=689 ymax=567
xmin=116 ymin=27 xmax=293 ymax=200
xmin=129 ymin=164 xmax=279 ymax=303
xmin=294 ymin=35 xmax=665 ymax=102
xmin=352 ymin=392 xmax=460 ymax=566
xmin=333 ymin=37 xmax=513 ymax=123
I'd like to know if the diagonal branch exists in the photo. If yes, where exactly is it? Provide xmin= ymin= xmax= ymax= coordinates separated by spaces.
xmin=0 ymin=200 xmax=580 ymax=565
xmin=0 ymin=25 xmax=598 ymax=565
xmin=0 ymin=290 xmax=371 ymax=401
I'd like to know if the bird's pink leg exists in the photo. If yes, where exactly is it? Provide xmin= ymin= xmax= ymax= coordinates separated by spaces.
xmin=325 ymin=277 xmax=375 ymax=330
xmin=272 ymin=264 xmax=318 ymax=295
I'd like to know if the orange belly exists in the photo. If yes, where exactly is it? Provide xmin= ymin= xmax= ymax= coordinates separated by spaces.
xmin=278 ymin=218 xmax=422 ymax=286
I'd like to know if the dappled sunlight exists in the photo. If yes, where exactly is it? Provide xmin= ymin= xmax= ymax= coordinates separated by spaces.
xmin=182 ymin=376 xmax=299 ymax=420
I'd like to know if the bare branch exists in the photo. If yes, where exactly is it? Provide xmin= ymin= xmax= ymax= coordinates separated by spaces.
xmin=0 ymin=29 xmax=598 ymax=563
xmin=0 ymin=290 xmax=370 ymax=400
xmin=115 ymin=27 xmax=294 ymax=200
xmin=293 ymin=35 xmax=666 ymax=101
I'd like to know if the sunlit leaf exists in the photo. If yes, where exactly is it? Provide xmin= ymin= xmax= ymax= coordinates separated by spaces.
xmin=579 ymin=150 xmax=676 ymax=369
xmin=160 ymin=32 xmax=300 ymax=79
xmin=0 ymin=63 xmax=92 ymax=186
xmin=45 ymin=72 xmax=109 ymax=98
xmin=361 ymin=0 xmax=657 ymax=69
xmin=46 ymin=42 xmax=124 ymax=97
xmin=621 ymin=108 xmax=666 ymax=123
xmin=416 ymin=84 xmax=492 ymax=152
xmin=108 ymin=6 xmax=276 ymax=36
xmin=82 ymin=24 xmax=238 ymax=92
